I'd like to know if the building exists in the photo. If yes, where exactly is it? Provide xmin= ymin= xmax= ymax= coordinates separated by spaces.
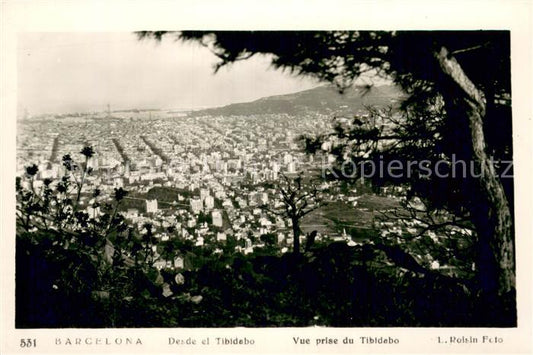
xmin=125 ymin=208 xmax=139 ymax=219
xmin=86 ymin=206 xmax=102 ymax=219
xmin=200 ymin=188 xmax=210 ymax=201
xmin=124 ymin=161 xmax=130 ymax=176
xmin=146 ymin=199 xmax=158 ymax=214
xmin=283 ymin=153 xmax=292 ymax=165
xmin=154 ymin=156 xmax=163 ymax=167
xmin=259 ymin=192 xmax=268 ymax=205
xmin=287 ymin=161 xmax=296 ymax=174
xmin=204 ymin=195 xmax=215 ymax=210
xmin=190 ymin=197 xmax=202 ymax=214
xmin=212 ymin=210 xmax=223 ymax=227
xmin=174 ymin=256 xmax=184 ymax=269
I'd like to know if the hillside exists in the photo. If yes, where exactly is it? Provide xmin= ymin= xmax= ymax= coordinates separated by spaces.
xmin=189 ymin=84 xmax=405 ymax=117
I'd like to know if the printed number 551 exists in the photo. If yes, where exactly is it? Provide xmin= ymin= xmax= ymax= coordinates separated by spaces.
xmin=20 ymin=339 xmax=36 ymax=348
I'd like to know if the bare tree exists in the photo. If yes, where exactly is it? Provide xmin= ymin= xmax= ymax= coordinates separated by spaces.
xmin=264 ymin=172 xmax=323 ymax=254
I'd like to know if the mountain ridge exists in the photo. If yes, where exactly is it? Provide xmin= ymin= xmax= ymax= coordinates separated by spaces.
xmin=189 ymin=84 xmax=405 ymax=117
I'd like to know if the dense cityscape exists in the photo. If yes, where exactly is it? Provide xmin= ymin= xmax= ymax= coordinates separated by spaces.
xmin=18 ymin=110 xmax=362 ymax=264
xmin=17 ymin=102 xmax=476 ymax=284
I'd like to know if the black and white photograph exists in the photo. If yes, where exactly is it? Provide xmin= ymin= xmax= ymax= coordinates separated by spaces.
xmin=1 ymin=1 xmax=532 ymax=354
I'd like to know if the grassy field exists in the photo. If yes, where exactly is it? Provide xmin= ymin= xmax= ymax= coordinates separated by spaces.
xmin=301 ymin=194 xmax=400 ymax=238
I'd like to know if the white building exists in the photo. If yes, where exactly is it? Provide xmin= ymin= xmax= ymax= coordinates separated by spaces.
xmin=146 ymin=199 xmax=158 ymax=213
xmin=212 ymin=210 xmax=223 ymax=227
xmin=154 ymin=156 xmax=163 ymax=167
xmin=287 ymin=162 xmax=296 ymax=174
xmin=283 ymin=153 xmax=292 ymax=165
xmin=187 ymin=219 xmax=196 ymax=228
xmin=125 ymin=208 xmax=139 ymax=219
xmin=86 ymin=206 xmax=102 ymax=219
xmin=204 ymin=195 xmax=215 ymax=210
xmin=174 ymin=256 xmax=184 ymax=269
xmin=190 ymin=197 xmax=202 ymax=214
xmin=200 ymin=188 xmax=210 ymax=201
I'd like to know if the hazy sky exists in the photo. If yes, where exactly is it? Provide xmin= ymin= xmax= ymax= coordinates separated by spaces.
xmin=17 ymin=32 xmax=320 ymax=114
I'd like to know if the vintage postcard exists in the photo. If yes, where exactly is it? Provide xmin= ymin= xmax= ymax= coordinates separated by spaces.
xmin=1 ymin=1 xmax=532 ymax=354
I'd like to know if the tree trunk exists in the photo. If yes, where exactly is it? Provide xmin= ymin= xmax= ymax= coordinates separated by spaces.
xmin=434 ymin=47 xmax=515 ymax=296
xmin=292 ymin=218 xmax=301 ymax=254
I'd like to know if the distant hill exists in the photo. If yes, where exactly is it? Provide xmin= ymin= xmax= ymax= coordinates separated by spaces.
xmin=189 ymin=84 xmax=405 ymax=117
